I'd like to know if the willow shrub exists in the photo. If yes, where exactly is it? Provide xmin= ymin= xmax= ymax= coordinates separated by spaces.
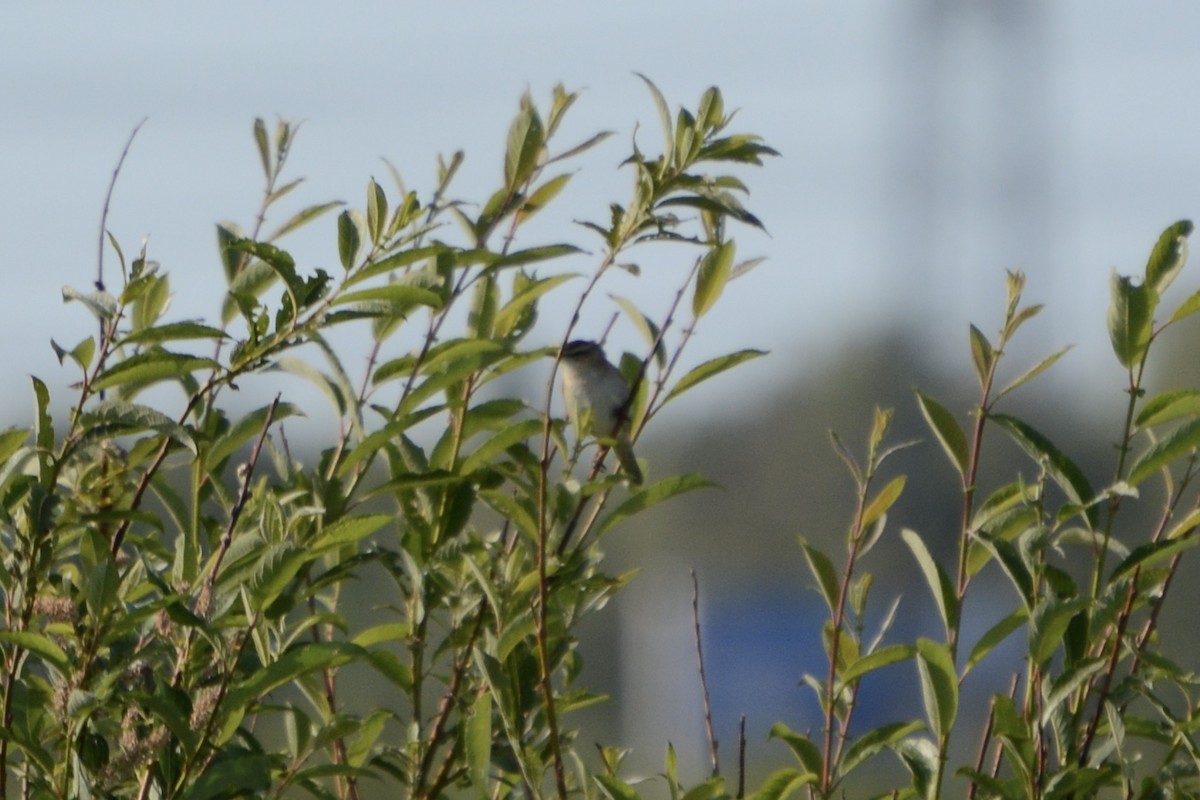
xmin=768 ymin=222 xmax=1200 ymax=800
xmin=0 ymin=81 xmax=776 ymax=799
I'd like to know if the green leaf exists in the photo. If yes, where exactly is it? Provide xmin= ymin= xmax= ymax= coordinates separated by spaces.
xmin=337 ymin=209 xmax=363 ymax=271
xmin=366 ymin=179 xmax=388 ymax=243
xmin=126 ymin=271 xmax=170 ymax=329
xmin=915 ymin=390 xmax=969 ymax=478
xmin=915 ymin=638 xmax=958 ymax=739
xmin=364 ymin=650 xmax=413 ymax=692
xmin=1136 ymin=389 xmax=1200 ymax=429
xmin=548 ymin=130 xmax=615 ymax=165
xmin=82 ymin=400 xmax=198 ymax=455
xmin=964 ymin=609 xmax=1026 ymax=674
xmin=267 ymin=201 xmax=344 ymax=241
xmin=798 ymin=538 xmax=839 ymax=615
xmin=0 ymin=630 xmax=69 ymax=672
xmin=665 ymin=742 xmax=679 ymax=791
xmin=333 ymin=283 xmax=443 ymax=311
xmin=636 ymin=73 xmax=674 ymax=164
xmin=768 ymin=723 xmax=822 ymax=775
xmin=205 ymin=402 xmax=303 ymax=471
xmin=253 ymin=117 xmax=271 ymax=178
xmin=222 ymin=260 xmax=277 ymax=324
xmin=32 ymin=377 xmax=53 ymax=484
xmin=597 ymin=474 xmax=717 ymax=535
xmin=504 ymin=97 xmax=545 ymax=189
xmin=680 ymin=777 xmax=725 ymax=800
xmin=466 ymin=691 xmax=492 ymax=795
xmin=51 ymin=336 xmax=96 ymax=372
xmin=345 ymin=708 xmax=388 ymax=769
xmin=595 ymin=774 xmax=640 ymax=800
xmin=1127 ymin=417 xmax=1200 ymax=486
xmin=343 ymin=245 xmax=445 ymax=289
xmin=186 ymin=752 xmax=274 ymax=800
xmin=223 ymin=642 xmax=363 ymax=713
xmin=62 ymin=285 xmax=117 ymax=321
xmin=488 ymin=243 xmax=582 ymax=270
xmin=1107 ymin=270 xmax=1156 ymax=369
xmin=968 ymin=324 xmax=993 ymax=387
xmin=229 ymin=238 xmax=301 ymax=296
xmin=519 ymin=173 xmax=571 ymax=218
xmin=0 ymin=427 xmax=29 ymax=466
xmin=469 ymin=273 xmax=497 ymax=339
xmin=693 ymin=240 xmax=735 ymax=318
xmin=698 ymin=134 xmax=780 ymax=166
xmin=752 ymin=768 xmax=817 ymax=800
xmin=119 ymin=322 xmax=230 ymax=347
xmin=611 ymin=295 xmax=667 ymax=369
xmin=901 ymin=528 xmax=958 ymax=639
xmin=1167 ymin=288 xmax=1200 ymax=324
xmin=665 ymin=349 xmax=767 ymax=404
xmin=1143 ymin=219 xmax=1192 ymax=293
xmin=459 ymin=418 xmax=543 ymax=474
xmin=1040 ymin=658 xmax=1106 ymax=726
xmin=480 ymin=490 xmax=538 ymax=542
xmin=92 ymin=351 xmax=218 ymax=394
xmin=1029 ymin=596 xmax=1088 ymax=666
xmin=1112 ymin=535 xmax=1200 ymax=580
xmin=1164 ymin=506 xmax=1200 ymax=540
xmin=494 ymin=273 xmax=576 ymax=339
xmin=312 ymin=514 xmax=392 ymax=551
xmin=248 ymin=543 xmax=310 ymax=607
xmin=841 ymin=643 xmax=914 ymax=683
xmin=862 ymin=475 xmax=905 ymax=529
xmin=997 ymin=346 xmax=1072 ymax=401
xmin=841 ymin=720 xmax=924 ymax=777
xmin=990 ymin=414 xmax=1096 ymax=526
xmin=976 ymin=531 xmax=1036 ymax=608
xmin=697 ymin=86 xmax=724 ymax=131
xmin=352 ymin=622 xmax=410 ymax=648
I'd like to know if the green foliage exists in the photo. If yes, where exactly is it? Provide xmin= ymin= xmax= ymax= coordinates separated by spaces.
xmin=778 ymin=222 xmax=1200 ymax=800
xmin=5 ymin=76 xmax=1200 ymax=800
xmin=0 ymin=82 xmax=775 ymax=798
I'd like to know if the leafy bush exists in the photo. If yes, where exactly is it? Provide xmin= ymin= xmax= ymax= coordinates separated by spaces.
xmin=0 ymin=80 xmax=776 ymax=799
xmin=767 ymin=222 xmax=1200 ymax=800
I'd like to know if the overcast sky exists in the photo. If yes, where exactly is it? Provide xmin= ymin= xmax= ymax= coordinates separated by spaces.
xmin=3 ymin=2 xmax=1199 ymax=424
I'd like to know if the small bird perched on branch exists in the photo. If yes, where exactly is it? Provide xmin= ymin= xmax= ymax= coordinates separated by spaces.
xmin=559 ymin=339 xmax=644 ymax=484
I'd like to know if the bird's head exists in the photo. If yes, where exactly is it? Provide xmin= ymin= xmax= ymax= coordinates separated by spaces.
xmin=561 ymin=340 xmax=606 ymax=365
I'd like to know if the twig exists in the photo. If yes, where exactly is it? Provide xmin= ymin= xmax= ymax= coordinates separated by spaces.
xmin=96 ymin=118 xmax=147 ymax=292
xmin=208 ymin=394 xmax=281 ymax=587
xmin=533 ymin=585 xmax=569 ymax=799
xmin=691 ymin=570 xmax=719 ymax=776
xmin=415 ymin=598 xmax=489 ymax=798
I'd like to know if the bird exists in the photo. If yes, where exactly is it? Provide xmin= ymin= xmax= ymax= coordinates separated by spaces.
xmin=559 ymin=339 xmax=644 ymax=484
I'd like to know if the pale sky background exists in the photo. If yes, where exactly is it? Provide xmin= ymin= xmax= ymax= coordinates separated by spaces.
xmin=4 ymin=1 xmax=1200 ymax=786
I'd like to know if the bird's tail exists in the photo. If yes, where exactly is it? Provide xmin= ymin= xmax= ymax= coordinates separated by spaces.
xmin=614 ymin=438 xmax=643 ymax=485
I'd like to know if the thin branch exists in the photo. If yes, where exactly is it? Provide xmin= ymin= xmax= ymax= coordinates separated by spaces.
xmin=415 ymin=598 xmax=489 ymax=798
xmin=208 ymin=394 xmax=281 ymax=587
xmin=96 ymin=118 xmax=147 ymax=291
xmin=691 ymin=570 xmax=719 ymax=777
